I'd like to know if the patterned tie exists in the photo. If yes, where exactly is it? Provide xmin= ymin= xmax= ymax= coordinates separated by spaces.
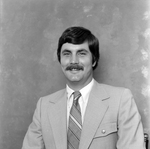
xmin=67 ymin=91 xmax=82 ymax=149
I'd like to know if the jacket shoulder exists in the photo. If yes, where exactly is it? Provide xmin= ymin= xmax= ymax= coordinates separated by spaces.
xmin=40 ymin=88 xmax=66 ymax=103
xmin=100 ymin=83 xmax=126 ymax=91
xmin=97 ymin=82 xmax=132 ymax=97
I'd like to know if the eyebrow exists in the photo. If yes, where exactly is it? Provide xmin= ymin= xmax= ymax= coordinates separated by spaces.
xmin=61 ymin=49 xmax=88 ymax=53
xmin=77 ymin=49 xmax=88 ymax=52
xmin=61 ymin=49 xmax=71 ymax=53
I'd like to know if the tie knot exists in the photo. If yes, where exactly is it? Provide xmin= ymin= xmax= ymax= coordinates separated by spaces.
xmin=73 ymin=91 xmax=81 ymax=100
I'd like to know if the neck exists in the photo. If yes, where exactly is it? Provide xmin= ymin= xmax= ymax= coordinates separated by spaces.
xmin=67 ymin=78 xmax=93 ymax=91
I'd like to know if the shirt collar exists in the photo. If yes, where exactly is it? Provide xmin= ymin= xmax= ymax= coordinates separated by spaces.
xmin=66 ymin=79 xmax=94 ymax=102
xmin=66 ymin=85 xmax=74 ymax=100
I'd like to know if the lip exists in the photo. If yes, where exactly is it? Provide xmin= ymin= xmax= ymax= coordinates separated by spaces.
xmin=72 ymin=69 xmax=80 ymax=71
xmin=68 ymin=69 xmax=81 ymax=74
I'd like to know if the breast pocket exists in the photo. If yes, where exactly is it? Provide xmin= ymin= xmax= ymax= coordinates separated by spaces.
xmin=94 ymin=122 xmax=117 ymax=138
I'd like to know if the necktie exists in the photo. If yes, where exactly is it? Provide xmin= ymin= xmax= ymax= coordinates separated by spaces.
xmin=67 ymin=91 xmax=82 ymax=149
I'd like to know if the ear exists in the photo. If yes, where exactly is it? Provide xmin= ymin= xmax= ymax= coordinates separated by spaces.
xmin=92 ymin=61 xmax=96 ymax=67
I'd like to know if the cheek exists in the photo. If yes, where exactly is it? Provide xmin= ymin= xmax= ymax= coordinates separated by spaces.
xmin=60 ymin=59 xmax=69 ymax=69
xmin=83 ymin=58 xmax=93 ymax=67
xmin=60 ymin=57 xmax=66 ymax=64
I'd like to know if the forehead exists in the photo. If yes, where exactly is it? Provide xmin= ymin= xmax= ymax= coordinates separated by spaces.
xmin=61 ymin=42 xmax=90 ymax=52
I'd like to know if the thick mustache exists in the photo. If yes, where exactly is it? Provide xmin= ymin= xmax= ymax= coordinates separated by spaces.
xmin=66 ymin=64 xmax=84 ymax=71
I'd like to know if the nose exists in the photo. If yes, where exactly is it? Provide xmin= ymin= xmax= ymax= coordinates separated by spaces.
xmin=70 ymin=54 xmax=79 ymax=64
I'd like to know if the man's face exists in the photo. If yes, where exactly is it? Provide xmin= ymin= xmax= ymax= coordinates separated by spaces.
xmin=60 ymin=42 xmax=95 ymax=87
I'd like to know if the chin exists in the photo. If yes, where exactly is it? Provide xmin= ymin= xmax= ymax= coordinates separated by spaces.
xmin=68 ymin=77 xmax=81 ymax=82
xmin=69 ymin=78 xmax=80 ymax=82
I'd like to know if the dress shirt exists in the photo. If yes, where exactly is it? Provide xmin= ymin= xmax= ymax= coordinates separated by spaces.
xmin=66 ymin=79 xmax=94 ymax=127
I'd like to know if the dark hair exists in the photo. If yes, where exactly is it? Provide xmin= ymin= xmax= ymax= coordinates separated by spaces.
xmin=57 ymin=26 xmax=100 ymax=70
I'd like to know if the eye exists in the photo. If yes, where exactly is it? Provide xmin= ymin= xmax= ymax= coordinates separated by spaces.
xmin=62 ymin=51 xmax=70 ymax=56
xmin=78 ymin=51 xmax=87 ymax=56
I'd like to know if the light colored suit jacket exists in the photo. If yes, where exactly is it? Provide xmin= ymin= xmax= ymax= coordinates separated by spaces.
xmin=22 ymin=80 xmax=145 ymax=149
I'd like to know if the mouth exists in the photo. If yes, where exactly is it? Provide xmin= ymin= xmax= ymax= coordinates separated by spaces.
xmin=67 ymin=69 xmax=82 ymax=74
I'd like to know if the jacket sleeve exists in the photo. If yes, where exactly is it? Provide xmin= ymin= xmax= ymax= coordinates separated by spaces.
xmin=117 ymin=89 xmax=145 ymax=149
xmin=22 ymin=98 xmax=45 ymax=149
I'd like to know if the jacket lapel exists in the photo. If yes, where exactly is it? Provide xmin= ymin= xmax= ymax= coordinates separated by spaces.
xmin=47 ymin=90 xmax=67 ymax=149
xmin=79 ymin=81 xmax=110 ymax=149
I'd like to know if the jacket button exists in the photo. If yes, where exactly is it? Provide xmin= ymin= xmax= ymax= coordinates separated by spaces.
xmin=102 ymin=129 xmax=106 ymax=134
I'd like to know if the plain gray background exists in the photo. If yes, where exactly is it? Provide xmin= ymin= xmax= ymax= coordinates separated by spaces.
xmin=1 ymin=0 xmax=149 ymax=148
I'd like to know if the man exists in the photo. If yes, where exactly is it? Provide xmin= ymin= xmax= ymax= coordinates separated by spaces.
xmin=22 ymin=26 xmax=145 ymax=149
